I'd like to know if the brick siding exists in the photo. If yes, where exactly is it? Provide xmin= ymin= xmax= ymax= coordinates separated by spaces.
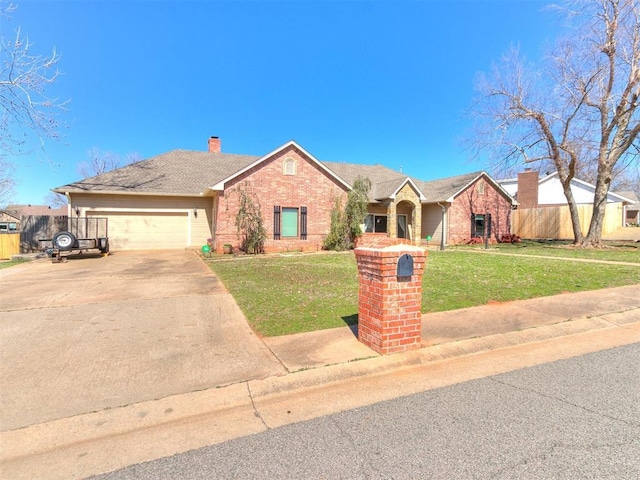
xmin=214 ymin=144 xmax=348 ymax=253
xmin=448 ymin=178 xmax=512 ymax=245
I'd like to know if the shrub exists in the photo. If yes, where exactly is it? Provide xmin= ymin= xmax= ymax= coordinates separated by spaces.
xmin=234 ymin=184 xmax=266 ymax=254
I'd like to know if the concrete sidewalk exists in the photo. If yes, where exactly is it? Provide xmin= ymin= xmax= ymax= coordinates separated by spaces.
xmin=1 ymin=283 xmax=639 ymax=480
xmin=263 ymin=284 xmax=640 ymax=372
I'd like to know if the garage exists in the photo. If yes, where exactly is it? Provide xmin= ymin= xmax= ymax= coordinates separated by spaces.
xmin=87 ymin=211 xmax=189 ymax=250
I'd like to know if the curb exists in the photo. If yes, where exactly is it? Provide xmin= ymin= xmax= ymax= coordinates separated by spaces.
xmin=2 ymin=314 xmax=638 ymax=464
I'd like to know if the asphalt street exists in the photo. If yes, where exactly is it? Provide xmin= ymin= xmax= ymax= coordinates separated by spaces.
xmin=93 ymin=342 xmax=640 ymax=479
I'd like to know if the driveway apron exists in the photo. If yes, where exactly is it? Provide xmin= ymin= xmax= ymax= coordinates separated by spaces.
xmin=0 ymin=251 xmax=285 ymax=431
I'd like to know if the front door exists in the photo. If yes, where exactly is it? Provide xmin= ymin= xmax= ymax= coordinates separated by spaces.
xmin=397 ymin=214 xmax=408 ymax=239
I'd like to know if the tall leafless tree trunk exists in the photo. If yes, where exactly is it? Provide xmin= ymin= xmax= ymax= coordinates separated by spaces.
xmin=471 ymin=0 xmax=640 ymax=246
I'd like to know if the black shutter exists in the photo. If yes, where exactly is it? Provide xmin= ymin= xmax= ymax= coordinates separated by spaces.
xmin=487 ymin=213 xmax=492 ymax=237
xmin=470 ymin=213 xmax=476 ymax=237
xmin=274 ymin=206 xmax=281 ymax=240
xmin=300 ymin=206 xmax=307 ymax=240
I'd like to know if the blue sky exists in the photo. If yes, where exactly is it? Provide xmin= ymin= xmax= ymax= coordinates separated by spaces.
xmin=5 ymin=0 xmax=558 ymax=205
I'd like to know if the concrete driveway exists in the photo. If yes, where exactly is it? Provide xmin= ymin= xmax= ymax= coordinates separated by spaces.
xmin=0 ymin=251 xmax=285 ymax=431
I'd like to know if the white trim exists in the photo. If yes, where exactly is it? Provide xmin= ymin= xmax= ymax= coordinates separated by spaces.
xmin=447 ymin=172 xmax=517 ymax=205
xmin=209 ymin=140 xmax=352 ymax=191
xmin=503 ymin=172 xmax=635 ymax=204
xmin=389 ymin=177 xmax=427 ymax=202
xmin=57 ymin=189 xmax=205 ymax=198
xmin=85 ymin=208 xmax=191 ymax=213
xmin=542 ymin=173 xmax=636 ymax=203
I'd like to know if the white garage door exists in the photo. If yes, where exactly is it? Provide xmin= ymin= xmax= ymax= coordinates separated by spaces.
xmin=88 ymin=211 xmax=189 ymax=250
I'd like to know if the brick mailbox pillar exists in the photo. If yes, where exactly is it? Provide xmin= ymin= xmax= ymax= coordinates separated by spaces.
xmin=354 ymin=244 xmax=427 ymax=355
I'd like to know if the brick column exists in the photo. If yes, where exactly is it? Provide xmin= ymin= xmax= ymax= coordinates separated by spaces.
xmin=354 ymin=244 xmax=427 ymax=355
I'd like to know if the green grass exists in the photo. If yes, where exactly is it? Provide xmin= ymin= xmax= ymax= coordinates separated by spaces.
xmin=423 ymin=250 xmax=640 ymax=311
xmin=454 ymin=239 xmax=640 ymax=263
xmin=208 ymin=247 xmax=640 ymax=337
xmin=209 ymin=253 xmax=359 ymax=337
xmin=0 ymin=258 xmax=29 ymax=269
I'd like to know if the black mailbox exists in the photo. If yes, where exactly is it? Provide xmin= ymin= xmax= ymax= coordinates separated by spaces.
xmin=397 ymin=254 xmax=414 ymax=277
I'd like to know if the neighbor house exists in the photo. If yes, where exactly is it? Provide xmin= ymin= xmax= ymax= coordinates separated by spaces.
xmin=499 ymin=170 xmax=637 ymax=238
xmin=0 ymin=210 xmax=20 ymax=233
xmin=0 ymin=205 xmax=68 ymax=232
xmin=499 ymin=170 xmax=635 ymax=212
xmin=617 ymin=191 xmax=639 ymax=224
xmin=53 ymin=138 xmax=516 ymax=252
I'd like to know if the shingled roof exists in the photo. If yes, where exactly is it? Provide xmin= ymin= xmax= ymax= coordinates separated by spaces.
xmin=54 ymin=143 xmax=510 ymax=205
xmin=418 ymin=171 xmax=486 ymax=203
xmin=55 ymin=150 xmax=259 ymax=196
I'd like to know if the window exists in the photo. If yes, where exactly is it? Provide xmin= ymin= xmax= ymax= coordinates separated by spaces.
xmin=274 ymin=206 xmax=307 ymax=240
xmin=474 ymin=214 xmax=485 ymax=237
xmin=397 ymin=214 xmax=408 ymax=239
xmin=471 ymin=213 xmax=492 ymax=238
xmin=0 ymin=222 xmax=17 ymax=231
xmin=365 ymin=214 xmax=388 ymax=233
xmin=477 ymin=182 xmax=485 ymax=195
xmin=282 ymin=208 xmax=298 ymax=237
xmin=283 ymin=158 xmax=296 ymax=175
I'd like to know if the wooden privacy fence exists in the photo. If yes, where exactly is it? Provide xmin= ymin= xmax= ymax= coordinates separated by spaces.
xmin=511 ymin=203 xmax=623 ymax=239
xmin=0 ymin=233 xmax=20 ymax=259
xmin=19 ymin=215 xmax=68 ymax=253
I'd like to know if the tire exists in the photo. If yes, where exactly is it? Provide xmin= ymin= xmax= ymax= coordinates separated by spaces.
xmin=99 ymin=238 xmax=109 ymax=254
xmin=52 ymin=231 xmax=77 ymax=251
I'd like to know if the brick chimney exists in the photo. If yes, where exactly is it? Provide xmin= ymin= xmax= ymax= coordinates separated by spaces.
xmin=517 ymin=169 xmax=539 ymax=208
xmin=208 ymin=136 xmax=221 ymax=153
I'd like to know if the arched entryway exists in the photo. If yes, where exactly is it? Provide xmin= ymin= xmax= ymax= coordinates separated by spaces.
xmin=396 ymin=200 xmax=416 ymax=241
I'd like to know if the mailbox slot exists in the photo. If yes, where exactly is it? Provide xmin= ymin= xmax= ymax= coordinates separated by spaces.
xmin=397 ymin=253 xmax=414 ymax=277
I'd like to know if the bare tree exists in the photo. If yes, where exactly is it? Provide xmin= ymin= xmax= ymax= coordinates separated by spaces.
xmin=472 ymin=0 xmax=640 ymax=246
xmin=77 ymin=148 xmax=141 ymax=178
xmin=0 ymin=158 xmax=15 ymax=207
xmin=612 ymin=159 xmax=640 ymax=198
xmin=44 ymin=190 xmax=67 ymax=208
xmin=0 ymin=1 xmax=67 ymax=157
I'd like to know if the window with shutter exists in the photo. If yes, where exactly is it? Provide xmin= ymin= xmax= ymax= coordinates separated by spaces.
xmin=300 ymin=206 xmax=307 ymax=240
xmin=274 ymin=206 xmax=281 ymax=240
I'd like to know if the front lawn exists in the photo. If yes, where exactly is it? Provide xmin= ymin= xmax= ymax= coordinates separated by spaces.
xmin=207 ymin=246 xmax=640 ymax=337
xmin=454 ymin=240 xmax=640 ymax=263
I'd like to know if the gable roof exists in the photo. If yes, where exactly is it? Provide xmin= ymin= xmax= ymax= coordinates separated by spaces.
xmin=53 ymin=140 xmax=514 ymax=206
xmin=0 ymin=210 xmax=20 ymax=221
xmin=617 ymin=191 xmax=638 ymax=203
xmin=210 ymin=141 xmax=351 ymax=191
xmin=418 ymin=171 xmax=516 ymax=204
xmin=4 ymin=204 xmax=68 ymax=217
xmin=55 ymin=150 xmax=258 ymax=197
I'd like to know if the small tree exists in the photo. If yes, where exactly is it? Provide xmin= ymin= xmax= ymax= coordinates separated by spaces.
xmin=323 ymin=177 xmax=371 ymax=251
xmin=234 ymin=184 xmax=266 ymax=254
xmin=323 ymin=197 xmax=351 ymax=251
xmin=345 ymin=177 xmax=371 ymax=242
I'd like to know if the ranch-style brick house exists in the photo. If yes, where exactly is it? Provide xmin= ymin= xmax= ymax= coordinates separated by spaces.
xmin=53 ymin=138 xmax=516 ymax=252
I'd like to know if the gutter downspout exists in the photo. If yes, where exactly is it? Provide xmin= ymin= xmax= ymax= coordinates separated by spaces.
xmin=437 ymin=202 xmax=447 ymax=251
